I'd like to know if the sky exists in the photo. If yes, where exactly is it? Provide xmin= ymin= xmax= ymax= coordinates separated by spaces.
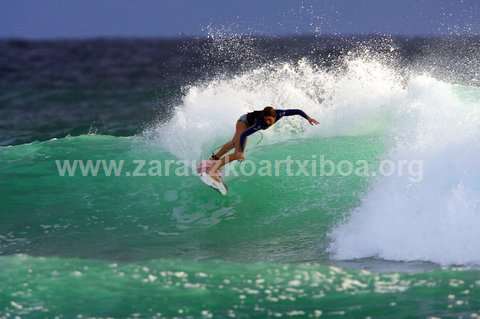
xmin=1 ymin=0 xmax=480 ymax=39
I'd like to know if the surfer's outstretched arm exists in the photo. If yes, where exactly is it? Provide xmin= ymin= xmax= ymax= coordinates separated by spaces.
xmin=277 ymin=109 xmax=319 ymax=125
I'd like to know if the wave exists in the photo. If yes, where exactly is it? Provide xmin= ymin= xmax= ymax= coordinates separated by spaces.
xmin=146 ymin=56 xmax=480 ymax=266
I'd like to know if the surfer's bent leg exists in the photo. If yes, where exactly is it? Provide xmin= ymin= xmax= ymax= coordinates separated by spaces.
xmin=212 ymin=120 xmax=247 ymax=160
xmin=209 ymin=151 xmax=244 ymax=179
xmin=209 ymin=121 xmax=247 ymax=179
xmin=212 ymin=141 xmax=234 ymax=160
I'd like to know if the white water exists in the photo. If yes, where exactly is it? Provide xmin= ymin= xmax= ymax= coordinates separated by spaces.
xmin=148 ymin=58 xmax=402 ymax=159
xmin=330 ymin=75 xmax=480 ymax=266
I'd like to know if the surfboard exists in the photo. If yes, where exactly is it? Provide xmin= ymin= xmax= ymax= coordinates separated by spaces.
xmin=197 ymin=160 xmax=228 ymax=196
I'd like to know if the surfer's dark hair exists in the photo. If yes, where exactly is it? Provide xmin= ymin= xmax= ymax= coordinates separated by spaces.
xmin=263 ymin=106 xmax=276 ymax=118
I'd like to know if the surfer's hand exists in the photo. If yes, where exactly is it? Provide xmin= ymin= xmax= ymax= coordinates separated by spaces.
xmin=308 ymin=117 xmax=319 ymax=125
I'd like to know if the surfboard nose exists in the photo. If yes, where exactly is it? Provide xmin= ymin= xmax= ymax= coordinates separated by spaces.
xmin=199 ymin=172 xmax=228 ymax=196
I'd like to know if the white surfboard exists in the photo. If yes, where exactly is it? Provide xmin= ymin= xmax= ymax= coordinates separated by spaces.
xmin=197 ymin=160 xmax=228 ymax=196
xmin=199 ymin=172 xmax=228 ymax=196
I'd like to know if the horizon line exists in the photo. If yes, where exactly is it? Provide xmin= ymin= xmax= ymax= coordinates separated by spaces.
xmin=1 ymin=32 xmax=479 ymax=42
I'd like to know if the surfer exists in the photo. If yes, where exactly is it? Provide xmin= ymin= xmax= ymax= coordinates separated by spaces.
xmin=207 ymin=106 xmax=319 ymax=181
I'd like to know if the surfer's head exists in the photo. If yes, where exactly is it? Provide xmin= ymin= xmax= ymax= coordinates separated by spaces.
xmin=263 ymin=106 xmax=276 ymax=126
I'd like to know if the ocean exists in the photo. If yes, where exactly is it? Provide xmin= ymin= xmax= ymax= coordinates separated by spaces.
xmin=1 ymin=35 xmax=480 ymax=318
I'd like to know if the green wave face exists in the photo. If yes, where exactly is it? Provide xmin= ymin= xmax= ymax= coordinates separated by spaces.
xmin=0 ymin=133 xmax=382 ymax=263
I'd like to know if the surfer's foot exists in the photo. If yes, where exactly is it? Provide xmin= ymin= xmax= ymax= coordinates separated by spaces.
xmin=208 ymin=170 xmax=222 ymax=183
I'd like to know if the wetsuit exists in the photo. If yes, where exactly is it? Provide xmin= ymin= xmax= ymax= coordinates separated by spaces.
xmin=238 ymin=109 xmax=309 ymax=151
